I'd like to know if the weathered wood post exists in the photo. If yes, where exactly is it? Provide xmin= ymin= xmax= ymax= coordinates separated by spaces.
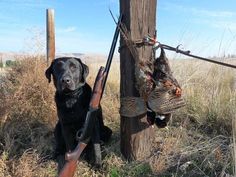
xmin=46 ymin=9 xmax=55 ymax=65
xmin=120 ymin=0 xmax=157 ymax=160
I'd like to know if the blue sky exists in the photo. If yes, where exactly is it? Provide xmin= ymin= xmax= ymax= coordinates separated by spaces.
xmin=0 ymin=0 xmax=236 ymax=58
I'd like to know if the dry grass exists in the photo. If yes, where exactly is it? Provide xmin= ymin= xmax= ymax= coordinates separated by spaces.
xmin=0 ymin=56 xmax=235 ymax=176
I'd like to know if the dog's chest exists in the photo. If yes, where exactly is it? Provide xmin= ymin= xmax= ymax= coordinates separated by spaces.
xmin=62 ymin=96 xmax=85 ymax=113
xmin=65 ymin=98 xmax=78 ymax=108
xmin=56 ymin=94 xmax=88 ymax=123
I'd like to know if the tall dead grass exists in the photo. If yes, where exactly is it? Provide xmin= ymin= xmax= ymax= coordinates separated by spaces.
xmin=0 ymin=56 xmax=57 ymax=176
xmin=0 ymin=56 xmax=235 ymax=176
xmin=151 ymin=59 xmax=236 ymax=176
xmin=173 ymin=60 xmax=235 ymax=134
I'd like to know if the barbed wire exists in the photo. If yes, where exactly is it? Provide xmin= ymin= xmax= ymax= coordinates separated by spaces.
xmin=153 ymin=41 xmax=236 ymax=69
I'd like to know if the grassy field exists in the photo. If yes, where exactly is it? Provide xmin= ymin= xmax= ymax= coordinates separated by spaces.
xmin=0 ymin=56 xmax=235 ymax=177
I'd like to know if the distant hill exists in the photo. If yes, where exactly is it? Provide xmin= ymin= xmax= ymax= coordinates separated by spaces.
xmin=0 ymin=52 xmax=28 ymax=62
xmin=1 ymin=52 xmax=233 ymax=65
xmin=56 ymin=53 xmax=84 ymax=58
xmin=0 ymin=52 xmax=119 ymax=64
xmin=80 ymin=53 xmax=119 ymax=63
xmin=56 ymin=53 xmax=119 ymax=63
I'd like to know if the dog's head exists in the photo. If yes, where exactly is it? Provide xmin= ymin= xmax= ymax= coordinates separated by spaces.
xmin=45 ymin=57 xmax=89 ymax=93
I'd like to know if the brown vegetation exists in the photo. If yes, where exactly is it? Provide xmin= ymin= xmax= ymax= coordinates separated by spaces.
xmin=0 ymin=56 xmax=235 ymax=176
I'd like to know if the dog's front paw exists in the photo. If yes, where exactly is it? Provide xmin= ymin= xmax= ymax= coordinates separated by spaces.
xmin=93 ymin=143 xmax=102 ymax=168
xmin=57 ymin=155 xmax=66 ymax=174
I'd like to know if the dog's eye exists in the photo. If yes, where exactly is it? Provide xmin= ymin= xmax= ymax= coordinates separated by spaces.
xmin=55 ymin=61 xmax=64 ymax=69
xmin=70 ymin=63 xmax=77 ymax=70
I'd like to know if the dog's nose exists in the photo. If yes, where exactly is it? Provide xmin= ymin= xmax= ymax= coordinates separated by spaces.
xmin=62 ymin=77 xmax=71 ymax=84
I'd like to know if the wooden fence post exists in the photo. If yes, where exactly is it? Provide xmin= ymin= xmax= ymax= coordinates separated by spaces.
xmin=120 ymin=0 xmax=157 ymax=160
xmin=46 ymin=9 xmax=55 ymax=65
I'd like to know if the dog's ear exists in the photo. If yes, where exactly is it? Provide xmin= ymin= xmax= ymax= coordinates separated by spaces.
xmin=82 ymin=63 xmax=89 ymax=81
xmin=45 ymin=61 xmax=54 ymax=83
xmin=75 ymin=58 xmax=89 ymax=82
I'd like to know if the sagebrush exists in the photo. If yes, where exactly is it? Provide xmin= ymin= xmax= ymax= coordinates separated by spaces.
xmin=0 ymin=56 xmax=235 ymax=177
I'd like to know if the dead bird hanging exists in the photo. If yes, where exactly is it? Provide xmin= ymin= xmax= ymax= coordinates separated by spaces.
xmin=146 ymin=48 xmax=185 ymax=127
xmin=120 ymin=47 xmax=185 ymax=128
xmin=113 ymin=12 xmax=236 ymax=128
xmin=118 ymin=20 xmax=185 ymax=128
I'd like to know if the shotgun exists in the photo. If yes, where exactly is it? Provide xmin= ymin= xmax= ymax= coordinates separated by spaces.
xmin=58 ymin=14 xmax=123 ymax=177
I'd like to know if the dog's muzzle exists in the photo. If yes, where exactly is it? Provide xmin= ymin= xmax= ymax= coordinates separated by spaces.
xmin=60 ymin=76 xmax=74 ymax=91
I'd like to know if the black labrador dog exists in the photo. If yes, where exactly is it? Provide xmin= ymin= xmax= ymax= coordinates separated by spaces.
xmin=45 ymin=57 xmax=112 ymax=170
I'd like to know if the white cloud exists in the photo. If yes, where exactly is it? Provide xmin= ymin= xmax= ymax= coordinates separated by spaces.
xmin=163 ymin=2 xmax=236 ymax=32
xmin=163 ymin=2 xmax=235 ymax=18
xmin=57 ymin=27 xmax=77 ymax=33
xmin=193 ymin=17 xmax=236 ymax=32
xmin=160 ymin=2 xmax=236 ymax=57
xmin=92 ymin=0 xmax=118 ymax=6
xmin=211 ymin=21 xmax=236 ymax=31
xmin=191 ymin=8 xmax=235 ymax=18
xmin=0 ymin=0 xmax=51 ymax=10
xmin=109 ymin=0 xmax=118 ymax=4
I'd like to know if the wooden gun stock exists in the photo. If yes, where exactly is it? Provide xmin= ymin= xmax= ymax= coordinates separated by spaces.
xmin=58 ymin=143 xmax=87 ymax=177
xmin=65 ymin=143 xmax=87 ymax=162
xmin=58 ymin=159 xmax=77 ymax=177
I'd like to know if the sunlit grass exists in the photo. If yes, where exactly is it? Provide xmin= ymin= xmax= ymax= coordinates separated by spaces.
xmin=0 ymin=56 xmax=235 ymax=176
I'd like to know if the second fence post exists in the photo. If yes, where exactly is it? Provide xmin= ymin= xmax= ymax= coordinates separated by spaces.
xmin=46 ymin=9 xmax=55 ymax=65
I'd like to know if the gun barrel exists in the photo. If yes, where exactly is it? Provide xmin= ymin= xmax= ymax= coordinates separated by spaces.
xmin=102 ymin=14 xmax=123 ymax=92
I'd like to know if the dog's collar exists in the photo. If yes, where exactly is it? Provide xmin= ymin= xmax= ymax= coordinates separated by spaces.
xmin=59 ymin=87 xmax=83 ymax=97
